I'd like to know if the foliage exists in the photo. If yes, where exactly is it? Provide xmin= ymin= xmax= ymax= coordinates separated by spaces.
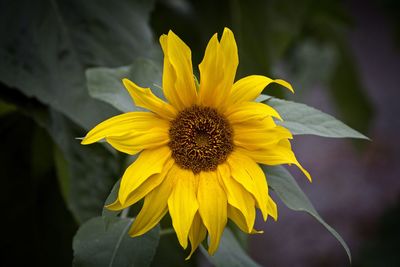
xmin=0 ymin=0 xmax=374 ymax=266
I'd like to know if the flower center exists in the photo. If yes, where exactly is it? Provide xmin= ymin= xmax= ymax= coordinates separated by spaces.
xmin=168 ymin=105 xmax=233 ymax=173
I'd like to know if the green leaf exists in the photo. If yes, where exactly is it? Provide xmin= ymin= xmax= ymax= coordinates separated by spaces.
xmin=73 ymin=217 xmax=160 ymax=267
xmin=265 ymin=97 xmax=369 ymax=139
xmin=0 ymin=0 xmax=156 ymax=130
xmin=0 ymin=100 xmax=16 ymax=116
xmin=86 ymin=58 xmax=163 ymax=113
xmin=26 ymin=106 xmax=121 ymax=224
xmin=53 ymin=144 xmax=70 ymax=203
xmin=330 ymin=46 xmax=374 ymax=136
xmin=102 ymin=179 xmax=122 ymax=226
xmin=201 ymin=228 xmax=262 ymax=267
xmin=263 ymin=165 xmax=351 ymax=262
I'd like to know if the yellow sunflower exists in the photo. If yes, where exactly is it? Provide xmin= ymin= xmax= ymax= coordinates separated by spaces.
xmin=81 ymin=27 xmax=310 ymax=257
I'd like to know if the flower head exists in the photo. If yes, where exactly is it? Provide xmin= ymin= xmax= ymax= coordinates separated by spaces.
xmin=82 ymin=28 xmax=310 ymax=257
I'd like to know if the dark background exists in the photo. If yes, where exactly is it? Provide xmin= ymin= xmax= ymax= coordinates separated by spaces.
xmin=1 ymin=0 xmax=399 ymax=266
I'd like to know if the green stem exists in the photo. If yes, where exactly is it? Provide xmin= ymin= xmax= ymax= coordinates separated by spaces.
xmin=159 ymin=228 xmax=174 ymax=236
xmin=120 ymin=207 xmax=129 ymax=218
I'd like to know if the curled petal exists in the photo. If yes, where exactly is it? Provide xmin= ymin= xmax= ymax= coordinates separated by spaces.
xmin=227 ymin=151 xmax=270 ymax=221
xmin=186 ymin=212 xmax=207 ymax=259
xmin=123 ymin=79 xmax=177 ymax=120
xmin=225 ymin=102 xmax=282 ymax=124
xmin=160 ymin=31 xmax=197 ymax=110
xmin=238 ymin=140 xmax=312 ymax=182
xmin=128 ymin=163 xmax=177 ymax=237
xmin=230 ymin=75 xmax=294 ymax=104
xmin=168 ymin=167 xmax=199 ymax=249
xmin=198 ymin=28 xmax=238 ymax=111
xmin=118 ymin=146 xmax=172 ymax=204
xmin=197 ymin=171 xmax=227 ymax=255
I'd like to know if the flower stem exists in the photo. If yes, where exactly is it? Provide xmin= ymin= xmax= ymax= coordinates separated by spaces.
xmin=159 ymin=228 xmax=174 ymax=236
xmin=120 ymin=207 xmax=129 ymax=218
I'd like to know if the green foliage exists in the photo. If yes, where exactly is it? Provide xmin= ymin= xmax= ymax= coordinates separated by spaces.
xmin=73 ymin=217 xmax=160 ymax=267
xmin=0 ymin=110 xmax=77 ymax=266
xmin=86 ymin=58 xmax=164 ymax=113
xmin=102 ymin=179 xmax=122 ymax=225
xmin=263 ymin=165 xmax=351 ymax=262
xmin=0 ymin=0 xmax=375 ymax=265
xmin=201 ymin=228 xmax=262 ymax=267
xmin=265 ymin=97 xmax=369 ymax=139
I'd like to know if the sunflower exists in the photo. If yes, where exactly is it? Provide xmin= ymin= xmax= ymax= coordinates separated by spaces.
xmin=81 ymin=27 xmax=310 ymax=257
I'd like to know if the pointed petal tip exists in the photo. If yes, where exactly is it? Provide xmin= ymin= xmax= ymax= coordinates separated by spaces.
xmin=80 ymin=138 xmax=90 ymax=145
xmin=185 ymin=247 xmax=197 ymax=260
xmin=128 ymin=229 xmax=141 ymax=238
xmin=104 ymin=199 xmax=123 ymax=211
xmin=159 ymin=34 xmax=167 ymax=45
xmin=298 ymin=164 xmax=312 ymax=182
xmin=274 ymin=79 xmax=295 ymax=94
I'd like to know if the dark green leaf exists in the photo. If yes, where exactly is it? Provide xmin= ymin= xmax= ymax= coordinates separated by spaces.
xmin=263 ymin=165 xmax=351 ymax=262
xmin=330 ymin=47 xmax=374 ymax=136
xmin=0 ymin=100 xmax=16 ymax=116
xmin=0 ymin=86 xmax=121 ymax=224
xmin=22 ymin=103 xmax=121 ymax=224
xmin=0 ymin=0 xmax=156 ymax=129
xmin=102 ymin=179 xmax=122 ymax=226
xmin=86 ymin=58 xmax=163 ymax=113
xmin=265 ymin=97 xmax=369 ymax=139
xmin=53 ymin=144 xmax=71 ymax=203
xmin=201 ymin=228 xmax=262 ymax=267
xmin=73 ymin=217 xmax=160 ymax=267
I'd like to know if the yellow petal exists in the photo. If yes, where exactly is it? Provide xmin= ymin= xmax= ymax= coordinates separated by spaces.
xmin=230 ymin=75 xmax=294 ymax=104
xmin=198 ymin=28 xmax=238 ymax=111
xmin=197 ymin=171 xmax=227 ymax=255
xmin=267 ymin=195 xmax=278 ymax=221
xmin=128 ymin=164 xmax=177 ymax=237
xmin=218 ymin=163 xmax=255 ymax=232
xmin=225 ymin=102 xmax=282 ymax=124
xmin=227 ymin=151 xmax=269 ymax=221
xmin=81 ymin=112 xmax=167 ymax=145
xmin=228 ymin=205 xmax=263 ymax=234
xmin=160 ymin=31 xmax=197 ymax=110
xmin=186 ymin=212 xmax=207 ymax=260
xmin=106 ymin=128 xmax=169 ymax=155
xmin=118 ymin=146 xmax=172 ymax=204
xmin=233 ymin=124 xmax=292 ymax=151
xmin=122 ymin=78 xmax=177 ymax=120
xmin=106 ymin=158 xmax=174 ymax=211
xmin=232 ymin=116 xmax=277 ymax=131
xmin=168 ymin=167 xmax=199 ymax=249
xmin=219 ymin=27 xmax=238 ymax=94
xmin=238 ymin=140 xmax=312 ymax=182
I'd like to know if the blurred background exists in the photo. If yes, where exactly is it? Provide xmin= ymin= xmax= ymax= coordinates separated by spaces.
xmin=1 ymin=0 xmax=399 ymax=266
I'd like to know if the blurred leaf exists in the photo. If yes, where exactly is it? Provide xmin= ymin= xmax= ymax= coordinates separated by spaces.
xmin=86 ymin=58 xmax=163 ymax=113
xmin=73 ymin=217 xmax=160 ymax=267
xmin=263 ymin=165 xmax=351 ymax=263
xmin=48 ymin=111 xmax=120 ymax=223
xmin=1 ymin=77 xmax=122 ymax=224
xmin=330 ymin=47 xmax=373 ymax=136
xmin=0 ymin=0 xmax=156 ymax=129
xmin=54 ymin=144 xmax=70 ymax=203
xmin=231 ymin=0 xmax=309 ymax=80
xmin=0 ymin=110 xmax=77 ymax=266
xmin=265 ymin=97 xmax=369 ymax=139
xmin=276 ymin=40 xmax=338 ymax=93
xmin=255 ymin=94 xmax=271 ymax=103
xmin=201 ymin=228 xmax=262 ymax=267
xmin=151 ymin=231 xmax=197 ymax=267
xmin=0 ymin=100 xmax=16 ymax=116
xmin=102 ymin=179 xmax=121 ymax=227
